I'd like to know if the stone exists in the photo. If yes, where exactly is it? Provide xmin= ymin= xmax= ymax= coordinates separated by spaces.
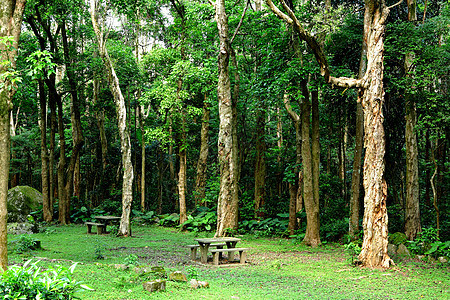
xmin=7 ymin=186 xmax=42 ymax=223
xmin=143 ymin=280 xmax=166 ymax=292
xmin=113 ymin=264 xmax=128 ymax=271
xmin=387 ymin=244 xmax=398 ymax=256
xmin=168 ymin=271 xmax=187 ymax=282
xmin=438 ymin=257 xmax=448 ymax=263
xmin=151 ymin=266 xmax=166 ymax=275
xmin=397 ymin=244 xmax=411 ymax=257
xmin=417 ymin=255 xmax=426 ymax=261
xmin=189 ymin=279 xmax=209 ymax=289
xmin=388 ymin=232 xmax=407 ymax=246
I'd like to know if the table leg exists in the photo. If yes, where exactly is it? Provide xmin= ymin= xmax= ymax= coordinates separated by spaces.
xmin=199 ymin=243 xmax=210 ymax=264
xmin=226 ymin=242 xmax=238 ymax=261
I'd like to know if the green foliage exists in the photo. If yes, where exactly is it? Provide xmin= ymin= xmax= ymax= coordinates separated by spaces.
xmin=132 ymin=210 xmax=158 ymax=225
xmin=159 ymin=213 xmax=180 ymax=227
xmin=407 ymin=227 xmax=440 ymax=255
xmin=344 ymin=241 xmax=362 ymax=265
xmin=0 ymin=260 xmax=92 ymax=299
xmin=321 ymin=218 xmax=349 ymax=242
xmin=13 ymin=235 xmax=40 ymax=253
xmin=124 ymin=254 xmax=139 ymax=267
xmin=180 ymin=207 xmax=216 ymax=232
xmin=424 ymin=241 xmax=450 ymax=259
xmin=239 ymin=213 xmax=289 ymax=237
xmin=25 ymin=50 xmax=56 ymax=80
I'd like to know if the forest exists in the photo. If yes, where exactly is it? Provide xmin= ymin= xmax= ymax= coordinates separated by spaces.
xmin=0 ymin=0 xmax=449 ymax=271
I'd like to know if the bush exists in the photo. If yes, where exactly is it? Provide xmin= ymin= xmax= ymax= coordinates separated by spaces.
xmin=13 ymin=235 xmax=41 ymax=253
xmin=239 ymin=213 xmax=289 ymax=236
xmin=407 ymin=227 xmax=440 ymax=255
xmin=0 ymin=260 xmax=92 ymax=299
xmin=180 ymin=207 xmax=216 ymax=232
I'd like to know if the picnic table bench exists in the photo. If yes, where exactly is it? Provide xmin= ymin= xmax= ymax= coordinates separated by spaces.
xmin=85 ymin=222 xmax=106 ymax=234
xmin=210 ymin=247 xmax=250 ymax=265
xmin=185 ymin=243 xmax=226 ymax=260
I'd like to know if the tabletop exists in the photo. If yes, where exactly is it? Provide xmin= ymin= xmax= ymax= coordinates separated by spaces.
xmin=94 ymin=216 xmax=121 ymax=221
xmin=194 ymin=237 xmax=241 ymax=244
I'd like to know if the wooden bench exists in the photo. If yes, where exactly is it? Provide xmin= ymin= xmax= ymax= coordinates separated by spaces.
xmin=85 ymin=222 xmax=106 ymax=234
xmin=210 ymin=247 xmax=250 ymax=265
xmin=186 ymin=243 xmax=226 ymax=260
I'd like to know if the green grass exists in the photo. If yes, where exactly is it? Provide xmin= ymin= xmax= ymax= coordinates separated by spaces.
xmin=7 ymin=225 xmax=449 ymax=299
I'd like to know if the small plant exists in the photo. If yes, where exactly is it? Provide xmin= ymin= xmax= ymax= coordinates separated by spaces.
xmin=186 ymin=266 xmax=198 ymax=279
xmin=13 ymin=235 xmax=40 ymax=253
xmin=425 ymin=241 xmax=450 ymax=259
xmin=0 ymin=260 xmax=92 ymax=299
xmin=407 ymin=227 xmax=440 ymax=255
xmin=94 ymin=241 xmax=106 ymax=260
xmin=344 ymin=241 xmax=362 ymax=265
xmin=124 ymin=254 xmax=139 ymax=267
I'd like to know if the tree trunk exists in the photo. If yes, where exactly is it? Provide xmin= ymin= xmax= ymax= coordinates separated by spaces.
xmin=194 ymin=99 xmax=210 ymax=206
xmin=311 ymin=89 xmax=320 ymax=224
xmin=404 ymin=0 xmax=421 ymax=241
xmin=0 ymin=0 xmax=26 ymax=271
xmin=254 ymin=107 xmax=266 ymax=218
xmin=215 ymin=0 xmax=239 ymax=237
xmin=39 ymin=79 xmax=52 ymax=222
xmin=90 ymin=0 xmax=134 ymax=236
xmin=284 ymin=92 xmax=302 ymax=235
xmin=358 ymin=0 xmax=392 ymax=268
xmin=139 ymin=106 xmax=146 ymax=212
xmin=56 ymin=96 xmax=68 ymax=224
xmin=178 ymin=111 xmax=187 ymax=225
xmin=301 ymin=80 xmax=320 ymax=247
xmin=349 ymin=32 xmax=367 ymax=240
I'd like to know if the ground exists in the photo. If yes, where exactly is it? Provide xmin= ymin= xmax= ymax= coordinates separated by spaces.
xmin=6 ymin=225 xmax=449 ymax=299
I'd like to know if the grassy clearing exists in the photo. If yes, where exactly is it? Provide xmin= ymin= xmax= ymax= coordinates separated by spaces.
xmin=7 ymin=225 xmax=449 ymax=299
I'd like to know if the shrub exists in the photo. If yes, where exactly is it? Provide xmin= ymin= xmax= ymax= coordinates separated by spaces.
xmin=180 ymin=207 xmax=216 ymax=232
xmin=389 ymin=232 xmax=408 ymax=246
xmin=0 ymin=260 xmax=92 ymax=299
xmin=407 ymin=227 xmax=440 ymax=255
xmin=13 ymin=235 xmax=41 ymax=253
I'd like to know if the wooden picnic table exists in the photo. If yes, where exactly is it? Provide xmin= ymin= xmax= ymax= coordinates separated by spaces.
xmin=194 ymin=237 xmax=241 ymax=264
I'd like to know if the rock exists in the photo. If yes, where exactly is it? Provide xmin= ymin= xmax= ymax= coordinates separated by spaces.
xmin=397 ymin=244 xmax=411 ymax=257
xmin=438 ymin=257 xmax=448 ymax=263
xmin=189 ymin=279 xmax=209 ymax=289
xmin=143 ymin=280 xmax=166 ymax=292
xmin=387 ymin=244 xmax=398 ymax=256
xmin=189 ymin=279 xmax=199 ymax=289
xmin=151 ymin=266 xmax=166 ymax=275
xmin=168 ymin=271 xmax=187 ymax=282
xmin=388 ymin=232 xmax=407 ymax=246
xmin=113 ymin=264 xmax=128 ymax=271
xmin=7 ymin=186 xmax=42 ymax=223
xmin=417 ymin=255 xmax=426 ymax=261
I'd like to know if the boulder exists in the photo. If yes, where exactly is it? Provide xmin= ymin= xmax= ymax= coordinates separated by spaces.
xmin=7 ymin=186 xmax=42 ymax=223
xmin=397 ymin=244 xmax=411 ymax=257
xmin=168 ymin=271 xmax=187 ymax=282
xmin=438 ymin=257 xmax=448 ymax=264
xmin=388 ymin=232 xmax=407 ymax=246
xmin=387 ymin=244 xmax=398 ymax=257
xmin=143 ymin=280 xmax=166 ymax=292
xmin=190 ymin=279 xmax=209 ymax=289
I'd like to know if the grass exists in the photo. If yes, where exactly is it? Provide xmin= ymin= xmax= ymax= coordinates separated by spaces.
xmin=7 ymin=225 xmax=449 ymax=299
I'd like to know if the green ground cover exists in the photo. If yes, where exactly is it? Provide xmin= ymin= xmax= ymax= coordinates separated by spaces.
xmin=7 ymin=225 xmax=449 ymax=300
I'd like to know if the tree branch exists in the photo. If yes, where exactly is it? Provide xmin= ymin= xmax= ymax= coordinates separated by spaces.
xmin=231 ymin=0 xmax=249 ymax=44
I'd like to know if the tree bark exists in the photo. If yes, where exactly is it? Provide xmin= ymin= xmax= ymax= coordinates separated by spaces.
xmin=178 ymin=111 xmax=187 ymax=225
xmin=0 ymin=0 xmax=27 ymax=271
xmin=349 ymin=30 xmax=367 ymax=240
xmin=254 ymin=107 xmax=266 ymax=218
xmin=90 ymin=0 xmax=134 ymax=236
xmin=215 ymin=0 xmax=239 ymax=237
xmin=404 ymin=0 xmax=421 ymax=241
xmin=39 ymin=79 xmax=52 ymax=222
xmin=195 ymin=99 xmax=210 ymax=206
xmin=284 ymin=93 xmax=302 ymax=235
xmin=301 ymin=80 xmax=321 ymax=247
xmin=357 ymin=0 xmax=392 ymax=268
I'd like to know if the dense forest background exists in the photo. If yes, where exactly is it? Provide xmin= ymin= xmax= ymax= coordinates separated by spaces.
xmin=6 ymin=0 xmax=450 ymax=244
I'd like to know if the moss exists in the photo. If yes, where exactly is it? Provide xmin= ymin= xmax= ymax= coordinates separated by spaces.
xmin=389 ymin=232 xmax=408 ymax=246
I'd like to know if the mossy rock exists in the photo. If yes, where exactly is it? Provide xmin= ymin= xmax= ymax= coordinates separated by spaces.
xmin=389 ymin=232 xmax=407 ymax=246
xmin=7 ymin=186 xmax=43 ymax=222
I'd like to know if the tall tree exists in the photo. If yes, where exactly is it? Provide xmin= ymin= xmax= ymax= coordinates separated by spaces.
xmin=90 ymin=0 xmax=134 ymax=236
xmin=266 ymin=0 xmax=394 ymax=267
xmin=214 ymin=0 xmax=240 ymax=236
xmin=404 ymin=0 xmax=421 ymax=241
xmin=0 ymin=0 xmax=27 ymax=271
